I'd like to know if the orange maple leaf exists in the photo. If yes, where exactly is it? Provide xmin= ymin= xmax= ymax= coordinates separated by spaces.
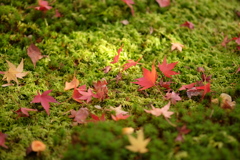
xmin=132 ymin=65 xmax=157 ymax=90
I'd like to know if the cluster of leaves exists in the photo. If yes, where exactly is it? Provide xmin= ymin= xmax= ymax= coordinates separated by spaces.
xmin=0 ymin=0 xmax=240 ymax=159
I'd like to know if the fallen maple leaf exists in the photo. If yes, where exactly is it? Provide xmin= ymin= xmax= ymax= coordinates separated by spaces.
xmin=31 ymin=140 xmax=46 ymax=152
xmin=180 ymin=21 xmax=194 ymax=29
xmin=221 ymin=36 xmax=232 ymax=47
xmin=31 ymin=90 xmax=59 ymax=115
xmin=0 ymin=132 xmax=8 ymax=149
xmin=111 ymin=113 xmax=130 ymax=121
xmin=93 ymin=79 xmax=108 ymax=101
xmin=156 ymin=0 xmax=170 ymax=8
xmin=27 ymin=44 xmax=45 ymax=68
xmin=219 ymin=93 xmax=236 ymax=109
xmin=165 ymin=91 xmax=182 ymax=104
xmin=132 ymin=65 xmax=157 ymax=90
xmin=35 ymin=0 xmax=52 ymax=11
xmin=1 ymin=59 xmax=28 ymax=86
xmin=158 ymin=57 xmax=179 ymax=78
xmin=122 ymin=127 xmax=134 ymax=135
xmin=125 ymin=128 xmax=150 ymax=153
xmin=144 ymin=102 xmax=174 ymax=118
xmin=179 ymin=82 xmax=196 ymax=91
xmin=14 ymin=108 xmax=38 ymax=117
xmin=195 ymin=83 xmax=211 ymax=99
xmin=72 ymin=85 xmax=87 ymax=103
xmin=102 ymin=66 xmax=111 ymax=73
xmin=69 ymin=108 xmax=89 ymax=124
xmin=123 ymin=57 xmax=142 ymax=71
xmin=87 ymin=113 xmax=105 ymax=122
xmin=121 ymin=0 xmax=135 ymax=16
xmin=159 ymin=79 xmax=173 ymax=89
xmin=233 ymin=36 xmax=240 ymax=45
xmin=64 ymin=76 xmax=79 ymax=90
xmin=175 ymin=125 xmax=191 ymax=142
xmin=171 ymin=42 xmax=184 ymax=52
xmin=54 ymin=9 xmax=62 ymax=18
xmin=111 ymin=46 xmax=123 ymax=64
xmin=78 ymin=89 xmax=94 ymax=103
xmin=121 ymin=20 xmax=129 ymax=25
xmin=109 ymin=105 xmax=128 ymax=115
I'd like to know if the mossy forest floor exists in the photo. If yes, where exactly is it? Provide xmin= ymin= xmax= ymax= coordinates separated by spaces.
xmin=0 ymin=0 xmax=240 ymax=159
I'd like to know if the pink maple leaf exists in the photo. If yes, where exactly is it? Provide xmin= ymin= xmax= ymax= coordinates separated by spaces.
xmin=111 ymin=113 xmax=130 ymax=121
xmin=69 ymin=108 xmax=89 ymax=124
xmin=111 ymin=46 xmax=123 ymax=64
xmin=35 ymin=0 xmax=52 ymax=12
xmin=14 ymin=108 xmax=38 ymax=117
xmin=78 ymin=88 xmax=94 ymax=103
xmin=180 ymin=21 xmax=194 ymax=29
xmin=156 ymin=0 xmax=170 ymax=7
xmin=132 ymin=65 xmax=157 ymax=90
xmin=144 ymin=102 xmax=174 ymax=118
xmin=121 ymin=0 xmax=135 ymax=16
xmin=54 ymin=9 xmax=62 ymax=18
xmin=31 ymin=90 xmax=59 ymax=115
xmin=158 ymin=57 xmax=179 ymax=78
xmin=165 ymin=91 xmax=182 ymax=104
xmin=0 ymin=132 xmax=8 ymax=149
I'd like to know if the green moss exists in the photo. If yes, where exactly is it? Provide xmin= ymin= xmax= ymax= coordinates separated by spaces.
xmin=0 ymin=0 xmax=240 ymax=159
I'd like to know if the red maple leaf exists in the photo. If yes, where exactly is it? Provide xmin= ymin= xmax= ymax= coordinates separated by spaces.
xmin=156 ymin=0 xmax=170 ymax=7
xmin=180 ymin=21 xmax=194 ymax=29
xmin=87 ymin=113 xmax=106 ymax=122
xmin=232 ymin=36 xmax=240 ymax=45
xmin=14 ymin=108 xmax=38 ymax=117
xmin=195 ymin=83 xmax=211 ymax=99
xmin=159 ymin=79 xmax=173 ymax=89
xmin=93 ymin=79 xmax=108 ymax=101
xmin=179 ymin=82 xmax=196 ymax=91
xmin=31 ymin=90 xmax=59 ymax=115
xmin=72 ymin=85 xmax=87 ymax=103
xmin=78 ymin=89 xmax=94 ymax=103
xmin=123 ymin=57 xmax=142 ymax=71
xmin=35 ymin=0 xmax=52 ymax=11
xmin=111 ymin=46 xmax=123 ymax=64
xmin=121 ymin=0 xmax=135 ymax=16
xmin=132 ymin=65 xmax=157 ymax=90
xmin=0 ymin=132 xmax=8 ymax=149
xmin=158 ymin=57 xmax=179 ymax=78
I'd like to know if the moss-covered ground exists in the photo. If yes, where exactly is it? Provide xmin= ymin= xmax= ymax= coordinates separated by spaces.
xmin=0 ymin=0 xmax=240 ymax=159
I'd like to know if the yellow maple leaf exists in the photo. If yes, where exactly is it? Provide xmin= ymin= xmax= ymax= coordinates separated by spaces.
xmin=64 ymin=75 xmax=79 ymax=90
xmin=125 ymin=128 xmax=151 ymax=153
xmin=2 ymin=59 xmax=28 ymax=85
